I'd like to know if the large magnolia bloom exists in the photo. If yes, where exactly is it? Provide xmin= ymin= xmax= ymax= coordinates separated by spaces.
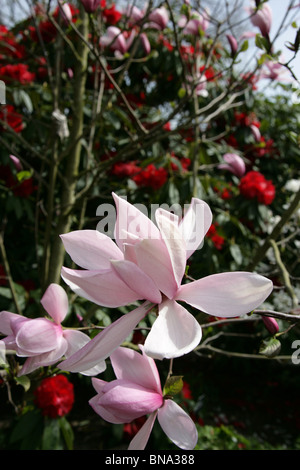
xmin=89 ymin=346 xmax=198 ymax=450
xmin=0 ymin=284 xmax=104 ymax=376
xmin=58 ymin=193 xmax=273 ymax=374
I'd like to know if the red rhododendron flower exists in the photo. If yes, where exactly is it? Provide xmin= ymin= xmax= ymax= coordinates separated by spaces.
xmin=34 ymin=375 xmax=74 ymax=418
xmin=111 ymin=161 xmax=140 ymax=178
xmin=239 ymin=171 xmax=275 ymax=205
xmin=0 ymin=25 xmax=25 ymax=59
xmin=206 ymin=223 xmax=225 ymax=250
xmin=0 ymin=64 xmax=35 ymax=84
xmin=0 ymin=105 xmax=23 ymax=133
xmin=132 ymin=164 xmax=168 ymax=190
xmin=102 ymin=5 xmax=122 ymax=24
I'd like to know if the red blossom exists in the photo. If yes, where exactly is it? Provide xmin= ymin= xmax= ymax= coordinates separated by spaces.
xmin=0 ymin=25 xmax=25 ymax=59
xmin=206 ymin=223 xmax=225 ymax=250
xmin=102 ymin=5 xmax=122 ymax=24
xmin=132 ymin=164 xmax=168 ymax=190
xmin=0 ymin=105 xmax=24 ymax=133
xmin=0 ymin=164 xmax=36 ymax=198
xmin=123 ymin=416 xmax=147 ymax=441
xmin=34 ymin=375 xmax=74 ymax=418
xmin=111 ymin=161 xmax=140 ymax=178
xmin=0 ymin=64 xmax=35 ymax=84
xmin=239 ymin=171 xmax=275 ymax=205
xmin=182 ymin=381 xmax=193 ymax=400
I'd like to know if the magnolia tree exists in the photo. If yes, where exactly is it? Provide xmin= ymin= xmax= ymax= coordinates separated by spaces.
xmin=0 ymin=0 xmax=299 ymax=450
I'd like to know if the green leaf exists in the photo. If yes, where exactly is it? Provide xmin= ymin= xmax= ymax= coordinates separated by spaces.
xmin=42 ymin=418 xmax=64 ymax=450
xmin=255 ymin=34 xmax=269 ymax=51
xmin=259 ymin=337 xmax=281 ymax=358
xmin=163 ymin=375 xmax=184 ymax=397
xmin=15 ymin=375 xmax=31 ymax=392
xmin=240 ymin=40 xmax=249 ymax=52
xmin=59 ymin=416 xmax=74 ymax=450
xmin=9 ymin=409 xmax=43 ymax=448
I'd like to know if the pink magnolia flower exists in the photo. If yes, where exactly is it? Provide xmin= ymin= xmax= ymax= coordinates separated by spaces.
xmin=58 ymin=193 xmax=273 ymax=373
xmin=99 ymin=27 xmax=149 ymax=57
xmin=99 ymin=26 xmax=133 ymax=56
xmin=89 ymin=346 xmax=198 ymax=450
xmin=186 ymin=73 xmax=208 ymax=97
xmin=80 ymin=0 xmax=101 ymax=14
xmin=178 ymin=9 xmax=209 ymax=35
xmin=260 ymin=60 xmax=291 ymax=82
xmin=58 ymin=1 xmax=72 ymax=23
xmin=0 ymin=283 xmax=104 ymax=376
xmin=249 ymin=3 xmax=272 ymax=37
xmin=218 ymin=153 xmax=246 ymax=178
xmin=147 ymin=6 xmax=169 ymax=30
xmin=123 ymin=5 xmax=144 ymax=24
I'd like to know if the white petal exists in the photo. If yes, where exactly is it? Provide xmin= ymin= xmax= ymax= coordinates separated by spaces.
xmin=176 ymin=271 xmax=273 ymax=317
xmin=40 ymin=283 xmax=69 ymax=324
xmin=158 ymin=400 xmax=198 ymax=450
xmin=144 ymin=300 xmax=202 ymax=360
xmin=112 ymin=192 xmax=161 ymax=249
xmin=110 ymin=259 xmax=162 ymax=304
xmin=60 ymin=230 xmax=123 ymax=270
xmin=63 ymin=329 xmax=106 ymax=376
xmin=57 ymin=301 xmax=153 ymax=373
xmin=128 ymin=412 xmax=157 ymax=450
xmin=61 ymin=267 xmax=142 ymax=307
xmin=156 ymin=209 xmax=187 ymax=287
xmin=110 ymin=346 xmax=162 ymax=394
xmin=179 ymin=198 xmax=212 ymax=258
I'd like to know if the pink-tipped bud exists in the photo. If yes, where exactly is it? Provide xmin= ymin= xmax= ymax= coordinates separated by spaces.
xmin=226 ymin=34 xmax=238 ymax=56
xmin=9 ymin=155 xmax=23 ymax=172
xmin=262 ymin=316 xmax=279 ymax=335
xmin=218 ymin=153 xmax=246 ymax=178
xmin=80 ymin=0 xmax=101 ymax=14
xmin=250 ymin=3 xmax=272 ymax=37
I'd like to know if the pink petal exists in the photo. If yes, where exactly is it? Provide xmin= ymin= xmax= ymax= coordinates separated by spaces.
xmin=0 ymin=311 xmax=22 ymax=335
xmin=95 ymin=380 xmax=163 ymax=422
xmin=15 ymin=318 xmax=62 ymax=355
xmin=128 ymin=411 xmax=157 ymax=450
xmin=40 ymin=283 xmax=69 ymax=324
xmin=89 ymin=393 xmax=123 ymax=424
xmin=110 ymin=346 xmax=162 ymax=394
xmin=179 ymin=198 xmax=212 ymax=259
xmin=143 ymin=299 xmax=202 ymax=360
xmin=60 ymin=229 xmax=123 ymax=270
xmin=112 ymin=192 xmax=161 ymax=249
xmin=57 ymin=301 xmax=153 ymax=373
xmin=176 ymin=272 xmax=273 ymax=317
xmin=61 ymin=267 xmax=143 ymax=307
xmin=18 ymin=336 xmax=68 ymax=376
xmin=155 ymin=209 xmax=187 ymax=287
xmin=133 ymin=238 xmax=177 ymax=299
xmin=63 ymin=329 xmax=106 ymax=376
xmin=111 ymin=259 xmax=162 ymax=304
xmin=158 ymin=399 xmax=198 ymax=450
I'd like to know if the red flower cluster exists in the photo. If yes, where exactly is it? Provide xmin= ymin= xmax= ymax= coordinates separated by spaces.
xmin=206 ymin=223 xmax=225 ymax=250
xmin=0 ymin=105 xmax=23 ymax=133
xmin=0 ymin=64 xmax=35 ymax=84
xmin=0 ymin=164 xmax=36 ymax=198
xmin=0 ymin=25 xmax=25 ymax=59
xmin=34 ymin=375 xmax=74 ymax=419
xmin=132 ymin=164 xmax=168 ymax=190
xmin=102 ymin=4 xmax=122 ymax=24
xmin=239 ymin=171 xmax=275 ymax=205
